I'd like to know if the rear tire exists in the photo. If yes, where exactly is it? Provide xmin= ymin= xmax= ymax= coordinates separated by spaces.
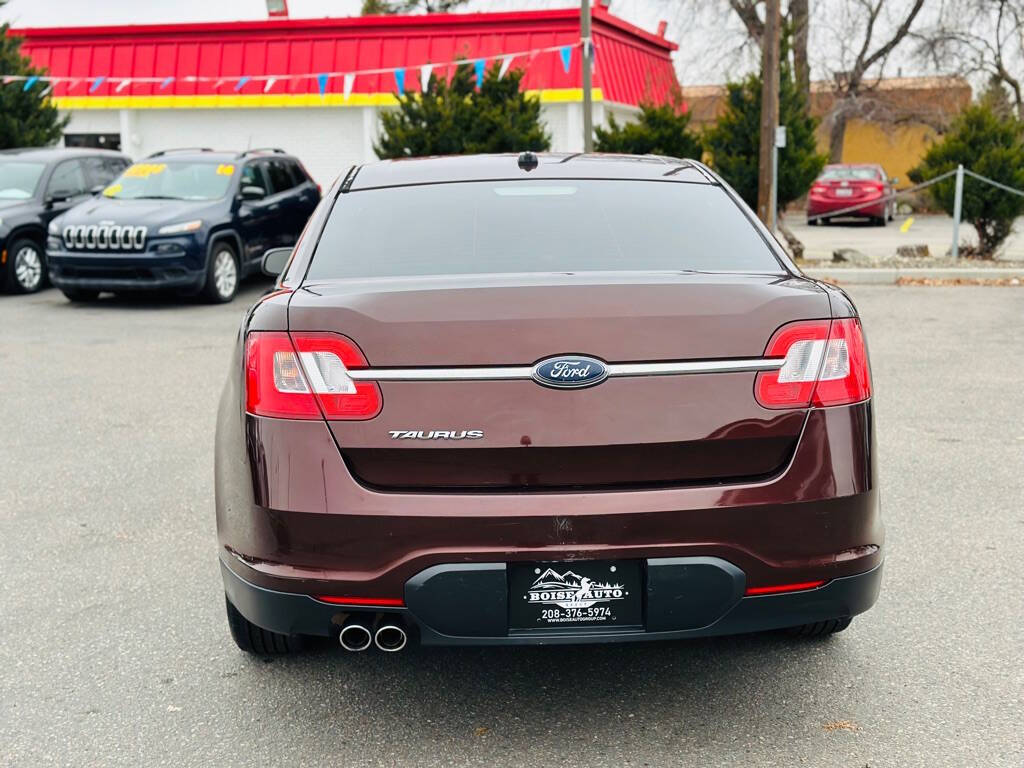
xmin=60 ymin=288 xmax=100 ymax=302
xmin=201 ymin=242 xmax=239 ymax=303
xmin=5 ymin=236 xmax=47 ymax=294
xmin=225 ymin=596 xmax=303 ymax=655
xmin=786 ymin=616 xmax=852 ymax=637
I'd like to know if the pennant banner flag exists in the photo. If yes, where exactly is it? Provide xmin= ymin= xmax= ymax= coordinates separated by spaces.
xmin=559 ymin=46 xmax=572 ymax=74
xmin=40 ymin=83 xmax=53 ymax=97
xmin=0 ymin=41 xmax=589 ymax=99
xmin=498 ymin=55 xmax=514 ymax=80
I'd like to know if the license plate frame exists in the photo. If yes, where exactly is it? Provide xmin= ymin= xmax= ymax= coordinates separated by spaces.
xmin=835 ymin=187 xmax=854 ymax=197
xmin=508 ymin=560 xmax=644 ymax=631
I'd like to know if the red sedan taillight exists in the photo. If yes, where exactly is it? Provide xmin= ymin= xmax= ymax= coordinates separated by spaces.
xmin=755 ymin=319 xmax=872 ymax=409
xmin=245 ymin=331 xmax=382 ymax=420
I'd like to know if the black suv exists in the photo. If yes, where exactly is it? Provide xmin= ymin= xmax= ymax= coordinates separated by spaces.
xmin=0 ymin=148 xmax=130 ymax=294
xmin=47 ymin=148 xmax=320 ymax=302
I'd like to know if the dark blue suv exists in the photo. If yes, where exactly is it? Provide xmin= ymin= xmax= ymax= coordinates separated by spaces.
xmin=47 ymin=148 xmax=320 ymax=302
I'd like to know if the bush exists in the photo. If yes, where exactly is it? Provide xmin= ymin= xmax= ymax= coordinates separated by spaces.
xmin=374 ymin=61 xmax=550 ymax=159
xmin=908 ymin=103 xmax=1024 ymax=258
xmin=593 ymin=98 xmax=702 ymax=159
xmin=702 ymin=53 xmax=825 ymax=212
xmin=0 ymin=24 xmax=67 ymax=149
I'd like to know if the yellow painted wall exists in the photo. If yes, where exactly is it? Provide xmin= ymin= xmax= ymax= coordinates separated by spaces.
xmin=815 ymin=119 xmax=939 ymax=188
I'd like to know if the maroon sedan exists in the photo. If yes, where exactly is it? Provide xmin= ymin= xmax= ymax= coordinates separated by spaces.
xmin=216 ymin=153 xmax=882 ymax=654
xmin=807 ymin=163 xmax=896 ymax=225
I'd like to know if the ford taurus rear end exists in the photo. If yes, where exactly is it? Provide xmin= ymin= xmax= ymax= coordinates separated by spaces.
xmin=215 ymin=153 xmax=882 ymax=654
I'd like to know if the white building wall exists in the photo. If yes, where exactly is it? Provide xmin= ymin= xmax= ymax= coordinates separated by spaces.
xmin=61 ymin=100 xmax=636 ymax=186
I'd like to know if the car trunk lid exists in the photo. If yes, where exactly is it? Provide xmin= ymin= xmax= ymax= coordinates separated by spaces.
xmin=288 ymin=272 xmax=829 ymax=491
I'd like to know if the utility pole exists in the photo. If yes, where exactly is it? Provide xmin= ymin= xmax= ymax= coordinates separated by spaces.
xmin=581 ymin=0 xmax=594 ymax=152
xmin=951 ymin=163 xmax=964 ymax=260
xmin=757 ymin=0 xmax=781 ymax=227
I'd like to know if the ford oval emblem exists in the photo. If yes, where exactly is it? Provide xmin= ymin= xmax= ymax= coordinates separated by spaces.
xmin=532 ymin=355 xmax=609 ymax=389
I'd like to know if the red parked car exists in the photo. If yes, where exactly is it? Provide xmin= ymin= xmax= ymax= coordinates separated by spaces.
xmin=807 ymin=164 xmax=896 ymax=226
xmin=216 ymin=153 xmax=882 ymax=655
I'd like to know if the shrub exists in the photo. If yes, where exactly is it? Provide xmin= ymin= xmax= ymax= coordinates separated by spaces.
xmin=908 ymin=102 xmax=1024 ymax=258
xmin=593 ymin=98 xmax=702 ymax=159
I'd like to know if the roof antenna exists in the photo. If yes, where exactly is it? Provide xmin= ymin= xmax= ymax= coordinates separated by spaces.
xmin=518 ymin=151 xmax=539 ymax=172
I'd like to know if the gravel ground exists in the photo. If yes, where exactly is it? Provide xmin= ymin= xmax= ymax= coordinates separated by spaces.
xmin=1 ymin=281 xmax=1022 ymax=767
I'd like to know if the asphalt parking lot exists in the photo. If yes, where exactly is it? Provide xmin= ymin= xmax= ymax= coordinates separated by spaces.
xmin=1 ymin=281 xmax=1022 ymax=767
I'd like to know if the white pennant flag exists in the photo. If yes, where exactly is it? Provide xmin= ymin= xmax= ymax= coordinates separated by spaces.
xmin=264 ymin=77 xmax=277 ymax=93
xmin=420 ymin=63 xmax=433 ymax=92
xmin=116 ymin=78 xmax=131 ymax=92
xmin=342 ymin=73 xmax=355 ymax=101
xmin=2 ymin=76 xmax=14 ymax=85
xmin=40 ymin=83 xmax=54 ymax=97
xmin=498 ymin=55 xmax=514 ymax=80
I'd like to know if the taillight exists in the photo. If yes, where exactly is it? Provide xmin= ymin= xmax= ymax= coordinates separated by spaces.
xmin=755 ymin=318 xmax=871 ymax=409
xmin=245 ymin=331 xmax=382 ymax=420
xmin=810 ymin=185 xmax=826 ymax=195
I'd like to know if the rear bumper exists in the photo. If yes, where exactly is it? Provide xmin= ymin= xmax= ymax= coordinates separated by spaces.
xmin=221 ymin=557 xmax=883 ymax=645
xmin=807 ymin=196 xmax=885 ymax=218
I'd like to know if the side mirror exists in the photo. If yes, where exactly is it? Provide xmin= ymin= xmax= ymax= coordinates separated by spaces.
xmin=89 ymin=184 xmax=105 ymax=195
xmin=240 ymin=185 xmax=266 ymax=201
xmin=261 ymin=247 xmax=292 ymax=278
xmin=45 ymin=192 xmax=71 ymax=207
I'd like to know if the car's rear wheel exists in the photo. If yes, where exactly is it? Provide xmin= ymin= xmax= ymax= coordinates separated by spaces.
xmin=6 ymin=237 xmax=47 ymax=294
xmin=202 ymin=242 xmax=239 ymax=303
xmin=224 ymin=596 xmax=303 ymax=655
xmin=787 ymin=616 xmax=852 ymax=637
xmin=60 ymin=288 xmax=100 ymax=302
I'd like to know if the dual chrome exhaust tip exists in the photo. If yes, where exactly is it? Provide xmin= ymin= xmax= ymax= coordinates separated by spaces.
xmin=338 ymin=615 xmax=408 ymax=652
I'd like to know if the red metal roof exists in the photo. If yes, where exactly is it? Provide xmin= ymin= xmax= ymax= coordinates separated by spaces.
xmin=11 ymin=7 xmax=679 ymax=108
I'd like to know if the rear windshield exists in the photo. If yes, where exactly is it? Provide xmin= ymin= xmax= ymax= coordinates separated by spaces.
xmin=820 ymin=167 xmax=880 ymax=181
xmin=307 ymin=180 xmax=781 ymax=279
xmin=102 ymin=160 xmax=236 ymax=201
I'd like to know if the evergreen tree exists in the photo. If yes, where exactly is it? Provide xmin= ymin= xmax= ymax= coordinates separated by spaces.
xmin=908 ymin=102 xmax=1024 ymax=258
xmin=593 ymin=95 xmax=702 ymax=159
xmin=0 ymin=24 xmax=68 ymax=149
xmin=374 ymin=62 xmax=550 ymax=159
xmin=703 ymin=47 xmax=825 ymax=212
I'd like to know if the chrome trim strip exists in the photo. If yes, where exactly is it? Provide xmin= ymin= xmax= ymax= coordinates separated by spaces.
xmin=347 ymin=358 xmax=782 ymax=382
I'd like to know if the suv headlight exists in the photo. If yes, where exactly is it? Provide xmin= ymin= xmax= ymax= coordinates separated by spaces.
xmin=47 ymin=219 xmax=60 ymax=234
xmin=157 ymin=219 xmax=203 ymax=235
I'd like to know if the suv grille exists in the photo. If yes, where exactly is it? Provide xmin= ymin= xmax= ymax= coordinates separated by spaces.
xmin=62 ymin=224 xmax=148 ymax=252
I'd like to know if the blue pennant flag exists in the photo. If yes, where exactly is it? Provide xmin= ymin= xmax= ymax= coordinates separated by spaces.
xmin=159 ymin=76 xmax=174 ymax=90
xmin=22 ymin=76 xmax=39 ymax=91
xmin=474 ymin=58 xmax=485 ymax=88
xmin=559 ymin=46 xmax=572 ymax=74
xmin=393 ymin=68 xmax=405 ymax=94
xmin=88 ymin=76 xmax=105 ymax=93
xmin=317 ymin=73 xmax=329 ymax=96
xmin=234 ymin=76 xmax=251 ymax=92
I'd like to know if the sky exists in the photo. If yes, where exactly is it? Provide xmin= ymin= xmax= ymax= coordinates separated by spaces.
xmin=0 ymin=0 xmax=940 ymax=86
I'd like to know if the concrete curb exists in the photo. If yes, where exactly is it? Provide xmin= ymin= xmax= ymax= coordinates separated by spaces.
xmin=801 ymin=267 xmax=1024 ymax=284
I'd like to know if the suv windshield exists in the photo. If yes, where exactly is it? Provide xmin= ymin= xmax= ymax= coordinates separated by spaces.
xmin=103 ymin=160 xmax=236 ymax=201
xmin=0 ymin=161 xmax=46 ymax=200
xmin=308 ymin=180 xmax=781 ymax=279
